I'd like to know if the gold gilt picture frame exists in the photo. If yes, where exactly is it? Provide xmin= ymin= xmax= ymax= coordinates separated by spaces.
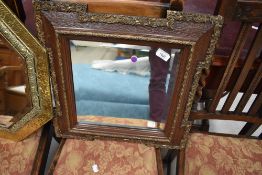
xmin=34 ymin=0 xmax=223 ymax=148
xmin=0 ymin=0 xmax=52 ymax=141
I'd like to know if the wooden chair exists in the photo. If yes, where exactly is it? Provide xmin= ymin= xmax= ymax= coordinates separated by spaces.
xmin=44 ymin=0 xmax=183 ymax=174
xmin=163 ymin=0 xmax=262 ymax=174
xmin=47 ymin=116 xmax=164 ymax=174
xmin=169 ymin=0 xmax=262 ymax=174
xmin=202 ymin=0 xmax=262 ymax=136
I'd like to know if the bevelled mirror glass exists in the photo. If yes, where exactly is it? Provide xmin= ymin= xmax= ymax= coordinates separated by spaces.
xmin=0 ymin=1 xmax=52 ymax=141
xmin=70 ymin=40 xmax=180 ymax=129
xmin=0 ymin=35 xmax=32 ymax=128
xmin=34 ymin=1 xmax=223 ymax=148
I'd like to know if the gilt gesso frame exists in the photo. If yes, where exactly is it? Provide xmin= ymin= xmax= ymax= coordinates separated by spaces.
xmin=0 ymin=0 xmax=52 ymax=141
xmin=34 ymin=1 xmax=223 ymax=148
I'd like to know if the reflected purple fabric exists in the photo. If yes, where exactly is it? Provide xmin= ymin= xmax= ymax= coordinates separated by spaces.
xmin=149 ymin=48 xmax=170 ymax=122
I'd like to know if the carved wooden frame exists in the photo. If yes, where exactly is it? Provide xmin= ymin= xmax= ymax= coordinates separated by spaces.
xmin=0 ymin=0 xmax=52 ymax=141
xmin=34 ymin=1 xmax=223 ymax=148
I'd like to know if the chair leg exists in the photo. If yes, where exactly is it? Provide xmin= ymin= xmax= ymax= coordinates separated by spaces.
xmin=166 ymin=162 xmax=171 ymax=175
xmin=31 ymin=122 xmax=53 ymax=175
xmin=156 ymin=148 xmax=165 ymax=175
xmin=47 ymin=139 xmax=66 ymax=175
xmin=239 ymin=123 xmax=260 ymax=136
xmin=176 ymin=149 xmax=186 ymax=175
xmin=162 ymin=149 xmax=178 ymax=175
xmin=201 ymin=119 xmax=209 ymax=132
xmin=191 ymin=119 xmax=209 ymax=132
xmin=50 ymin=121 xmax=62 ymax=143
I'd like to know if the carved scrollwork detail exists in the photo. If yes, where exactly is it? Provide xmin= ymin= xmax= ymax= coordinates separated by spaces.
xmin=181 ymin=63 xmax=204 ymax=127
xmin=180 ymin=121 xmax=192 ymax=149
xmin=78 ymin=12 xmax=168 ymax=28
xmin=47 ymin=48 xmax=61 ymax=117
xmin=33 ymin=0 xmax=86 ymax=13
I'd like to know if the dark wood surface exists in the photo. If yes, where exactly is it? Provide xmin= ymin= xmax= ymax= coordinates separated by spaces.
xmin=31 ymin=122 xmax=53 ymax=175
xmin=85 ymin=0 xmax=169 ymax=17
xmin=208 ymin=23 xmax=251 ymax=112
xmin=235 ymin=62 xmax=262 ymax=113
xmin=248 ymin=92 xmax=262 ymax=116
xmin=205 ymin=0 xmax=261 ymax=94
xmin=176 ymin=148 xmax=185 ymax=175
xmin=2 ymin=0 xmax=26 ymax=22
xmin=239 ymin=123 xmax=261 ymax=136
xmin=47 ymin=139 xmax=66 ymax=175
xmin=200 ymin=0 xmax=262 ymax=137
xmin=221 ymin=26 xmax=262 ymax=113
xmin=235 ymin=0 xmax=262 ymax=22
xmin=213 ymin=0 xmax=237 ymax=21
xmin=190 ymin=111 xmax=262 ymax=124
xmin=156 ymin=148 xmax=165 ymax=175
xmin=53 ymin=0 xmax=184 ymax=17
xmin=56 ymin=0 xmax=167 ymax=17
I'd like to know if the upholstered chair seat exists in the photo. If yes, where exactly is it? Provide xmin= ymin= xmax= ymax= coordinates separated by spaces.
xmin=52 ymin=139 xmax=159 ymax=175
xmin=185 ymin=133 xmax=262 ymax=175
xmin=50 ymin=116 xmax=160 ymax=175
xmin=0 ymin=129 xmax=42 ymax=175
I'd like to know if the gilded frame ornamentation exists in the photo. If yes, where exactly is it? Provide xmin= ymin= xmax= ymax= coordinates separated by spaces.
xmin=0 ymin=0 xmax=52 ymax=141
xmin=34 ymin=0 xmax=223 ymax=148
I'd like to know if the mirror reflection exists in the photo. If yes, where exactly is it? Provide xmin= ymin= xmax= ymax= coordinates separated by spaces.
xmin=0 ymin=35 xmax=32 ymax=128
xmin=71 ymin=40 xmax=179 ymax=129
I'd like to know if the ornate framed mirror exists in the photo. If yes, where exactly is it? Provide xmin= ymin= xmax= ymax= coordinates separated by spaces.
xmin=0 ymin=1 xmax=52 ymax=141
xmin=34 ymin=1 xmax=223 ymax=148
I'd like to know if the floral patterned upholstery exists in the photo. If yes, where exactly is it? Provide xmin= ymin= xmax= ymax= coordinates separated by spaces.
xmin=185 ymin=133 xmax=262 ymax=175
xmin=0 ymin=129 xmax=42 ymax=175
xmin=53 ymin=139 xmax=158 ymax=175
